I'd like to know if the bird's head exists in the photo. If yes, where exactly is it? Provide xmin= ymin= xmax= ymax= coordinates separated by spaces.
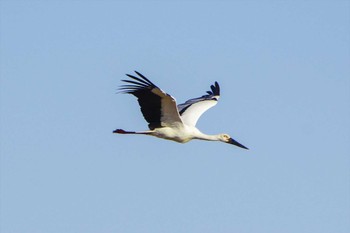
xmin=219 ymin=134 xmax=249 ymax=150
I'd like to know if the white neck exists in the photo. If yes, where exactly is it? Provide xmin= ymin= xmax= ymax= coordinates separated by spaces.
xmin=193 ymin=130 xmax=221 ymax=142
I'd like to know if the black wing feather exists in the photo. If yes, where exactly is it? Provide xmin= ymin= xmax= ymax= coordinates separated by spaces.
xmin=210 ymin=82 xmax=220 ymax=96
xmin=119 ymin=71 xmax=162 ymax=129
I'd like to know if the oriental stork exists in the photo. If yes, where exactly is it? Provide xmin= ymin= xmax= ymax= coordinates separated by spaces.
xmin=113 ymin=71 xmax=248 ymax=149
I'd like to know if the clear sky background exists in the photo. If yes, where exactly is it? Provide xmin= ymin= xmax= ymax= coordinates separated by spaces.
xmin=1 ymin=1 xmax=349 ymax=233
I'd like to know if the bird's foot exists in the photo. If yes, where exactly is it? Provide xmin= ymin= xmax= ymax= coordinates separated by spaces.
xmin=113 ymin=129 xmax=126 ymax=134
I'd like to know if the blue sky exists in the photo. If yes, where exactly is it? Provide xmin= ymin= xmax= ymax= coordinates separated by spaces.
xmin=1 ymin=1 xmax=349 ymax=233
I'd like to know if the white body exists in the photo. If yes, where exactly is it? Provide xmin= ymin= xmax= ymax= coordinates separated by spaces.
xmin=152 ymin=124 xmax=218 ymax=143
xmin=114 ymin=71 xmax=248 ymax=149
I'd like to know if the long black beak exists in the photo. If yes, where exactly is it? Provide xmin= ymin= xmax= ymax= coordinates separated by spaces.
xmin=228 ymin=138 xmax=249 ymax=150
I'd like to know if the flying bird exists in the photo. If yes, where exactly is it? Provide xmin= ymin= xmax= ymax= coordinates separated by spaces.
xmin=113 ymin=71 xmax=248 ymax=149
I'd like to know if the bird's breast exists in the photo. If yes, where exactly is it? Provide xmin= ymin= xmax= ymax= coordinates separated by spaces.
xmin=152 ymin=127 xmax=193 ymax=143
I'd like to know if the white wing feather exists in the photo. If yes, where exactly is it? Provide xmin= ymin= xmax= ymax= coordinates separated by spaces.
xmin=178 ymin=81 xmax=220 ymax=127
xmin=151 ymin=88 xmax=183 ymax=127
xmin=179 ymin=99 xmax=218 ymax=126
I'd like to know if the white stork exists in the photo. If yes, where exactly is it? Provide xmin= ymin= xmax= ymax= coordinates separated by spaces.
xmin=113 ymin=71 xmax=248 ymax=149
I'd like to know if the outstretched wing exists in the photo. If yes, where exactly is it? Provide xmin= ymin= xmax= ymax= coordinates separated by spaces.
xmin=177 ymin=82 xmax=220 ymax=127
xmin=119 ymin=71 xmax=183 ymax=129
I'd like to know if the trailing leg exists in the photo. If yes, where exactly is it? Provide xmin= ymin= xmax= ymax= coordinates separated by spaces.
xmin=113 ymin=129 xmax=152 ymax=135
